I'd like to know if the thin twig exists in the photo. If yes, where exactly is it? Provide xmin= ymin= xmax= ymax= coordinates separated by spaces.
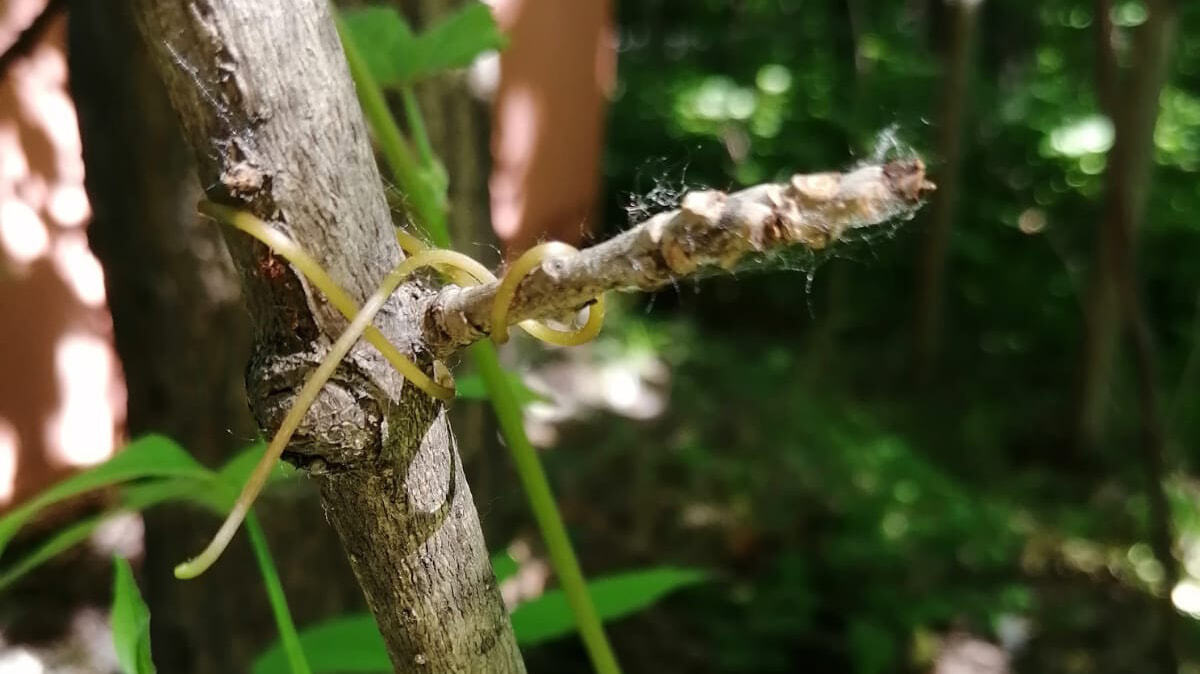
xmin=424 ymin=159 xmax=934 ymax=354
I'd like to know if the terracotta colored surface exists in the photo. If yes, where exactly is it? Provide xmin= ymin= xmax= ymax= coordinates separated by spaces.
xmin=0 ymin=1 xmax=124 ymax=509
xmin=489 ymin=0 xmax=614 ymax=256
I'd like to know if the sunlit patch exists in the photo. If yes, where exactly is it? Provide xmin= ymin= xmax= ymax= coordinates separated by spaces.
xmin=467 ymin=50 xmax=501 ymax=101
xmin=0 ymin=199 xmax=49 ymax=264
xmin=51 ymin=231 xmax=106 ymax=306
xmin=0 ymin=130 xmax=29 ymax=189
xmin=498 ymin=538 xmax=550 ymax=610
xmin=90 ymin=512 xmax=144 ymax=560
xmin=599 ymin=356 xmax=666 ymax=420
xmin=1111 ymin=0 xmax=1147 ymax=27
xmin=17 ymin=46 xmax=81 ymax=161
xmin=1047 ymin=115 xmax=1114 ymax=157
xmin=45 ymin=333 xmax=116 ymax=467
xmin=1018 ymin=208 xmax=1047 ymax=235
xmin=755 ymin=64 xmax=792 ymax=95
xmin=67 ymin=608 xmax=120 ymax=671
xmin=0 ymin=648 xmax=44 ymax=674
xmin=490 ymin=85 xmax=538 ymax=239
xmin=46 ymin=184 xmax=89 ymax=227
xmin=1127 ymin=542 xmax=1165 ymax=585
xmin=0 ymin=419 xmax=16 ymax=505
xmin=881 ymin=510 xmax=909 ymax=540
xmin=1172 ymin=579 xmax=1200 ymax=619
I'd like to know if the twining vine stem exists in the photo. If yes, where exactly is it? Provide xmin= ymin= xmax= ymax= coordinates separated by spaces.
xmin=176 ymin=159 xmax=933 ymax=579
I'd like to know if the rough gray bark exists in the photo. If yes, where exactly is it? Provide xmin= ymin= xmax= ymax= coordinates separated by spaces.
xmin=127 ymin=0 xmax=522 ymax=671
xmin=912 ymin=0 xmax=979 ymax=380
xmin=70 ymin=2 xmax=364 ymax=671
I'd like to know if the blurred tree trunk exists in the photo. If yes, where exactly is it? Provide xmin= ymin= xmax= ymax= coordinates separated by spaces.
xmin=1080 ymin=0 xmax=1179 ymax=669
xmin=126 ymin=0 xmax=522 ymax=670
xmin=1076 ymin=0 xmax=1176 ymax=448
xmin=912 ymin=0 xmax=979 ymax=380
xmin=70 ymin=2 xmax=363 ymax=671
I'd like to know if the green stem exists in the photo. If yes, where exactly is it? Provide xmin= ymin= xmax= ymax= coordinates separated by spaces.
xmin=471 ymin=342 xmax=622 ymax=674
xmin=336 ymin=11 xmax=619 ymax=670
xmin=335 ymin=15 xmax=450 ymax=248
xmin=245 ymin=512 xmax=311 ymax=674
xmin=401 ymin=85 xmax=437 ymax=171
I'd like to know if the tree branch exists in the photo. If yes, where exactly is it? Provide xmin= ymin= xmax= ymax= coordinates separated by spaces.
xmin=128 ymin=0 xmax=522 ymax=671
xmin=424 ymin=160 xmax=934 ymax=354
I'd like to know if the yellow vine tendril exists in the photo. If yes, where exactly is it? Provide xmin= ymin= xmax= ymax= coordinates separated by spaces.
xmin=176 ymin=247 xmax=458 ymax=578
xmin=200 ymin=201 xmax=455 ymax=400
xmin=396 ymin=233 xmax=606 ymax=346
xmin=182 ymin=202 xmax=606 ymax=578
xmin=494 ymin=243 xmax=606 ymax=346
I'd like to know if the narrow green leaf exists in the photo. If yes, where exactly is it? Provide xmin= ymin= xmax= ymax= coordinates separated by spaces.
xmin=0 ymin=479 xmax=189 ymax=593
xmin=252 ymin=614 xmax=390 ymax=674
xmin=0 ymin=439 xmax=300 ymax=594
xmin=111 ymin=557 xmax=155 ymax=674
xmin=491 ymin=550 xmax=518 ymax=583
xmin=202 ymin=441 xmax=296 ymax=514
xmin=0 ymin=514 xmax=105 ymax=593
xmin=511 ymin=567 xmax=709 ymax=646
xmin=254 ymin=567 xmax=707 ymax=671
xmin=0 ymin=435 xmax=209 ymax=555
xmin=246 ymin=513 xmax=311 ymax=674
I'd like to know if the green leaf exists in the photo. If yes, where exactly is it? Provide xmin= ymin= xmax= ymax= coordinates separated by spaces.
xmin=0 ymin=480 xmax=189 ymax=592
xmin=0 ymin=514 xmax=106 ymax=593
xmin=340 ymin=7 xmax=415 ymax=86
xmin=455 ymin=372 xmax=545 ymax=405
xmin=511 ymin=567 xmax=709 ymax=646
xmin=410 ymin=3 xmax=507 ymax=78
xmin=111 ymin=557 xmax=155 ymax=674
xmin=340 ymin=3 xmax=506 ymax=86
xmin=0 ymin=435 xmax=209 ymax=555
xmin=252 ymin=614 xmax=390 ymax=674
xmin=491 ymin=550 xmax=518 ymax=583
xmin=202 ymin=441 xmax=296 ymax=514
xmin=0 ymin=440 xmax=296 ymax=593
xmin=253 ymin=568 xmax=705 ymax=671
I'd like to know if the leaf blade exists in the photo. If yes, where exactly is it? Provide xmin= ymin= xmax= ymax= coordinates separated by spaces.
xmin=511 ymin=567 xmax=708 ymax=646
xmin=252 ymin=614 xmax=390 ymax=674
xmin=407 ymin=3 xmax=506 ymax=81
xmin=339 ymin=6 xmax=416 ymax=84
xmin=0 ymin=435 xmax=209 ymax=555
xmin=0 ymin=479 xmax=188 ymax=593
xmin=111 ymin=557 xmax=155 ymax=674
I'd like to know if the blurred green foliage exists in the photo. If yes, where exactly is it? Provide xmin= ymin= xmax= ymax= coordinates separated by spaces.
xmin=252 ymin=561 xmax=705 ymax=673
xmin=483 ymin=0 xmax=1200 ymax=672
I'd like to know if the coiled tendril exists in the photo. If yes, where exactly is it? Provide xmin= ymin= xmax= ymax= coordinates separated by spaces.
xmin=176 ymin=202 xmax=606 ymax=579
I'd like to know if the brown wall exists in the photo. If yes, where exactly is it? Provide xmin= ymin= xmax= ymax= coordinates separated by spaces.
xmin=0 ymin=0 xmax=124 ymax=510
xmin=489 ymin=0 xmax=614 ymax=255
